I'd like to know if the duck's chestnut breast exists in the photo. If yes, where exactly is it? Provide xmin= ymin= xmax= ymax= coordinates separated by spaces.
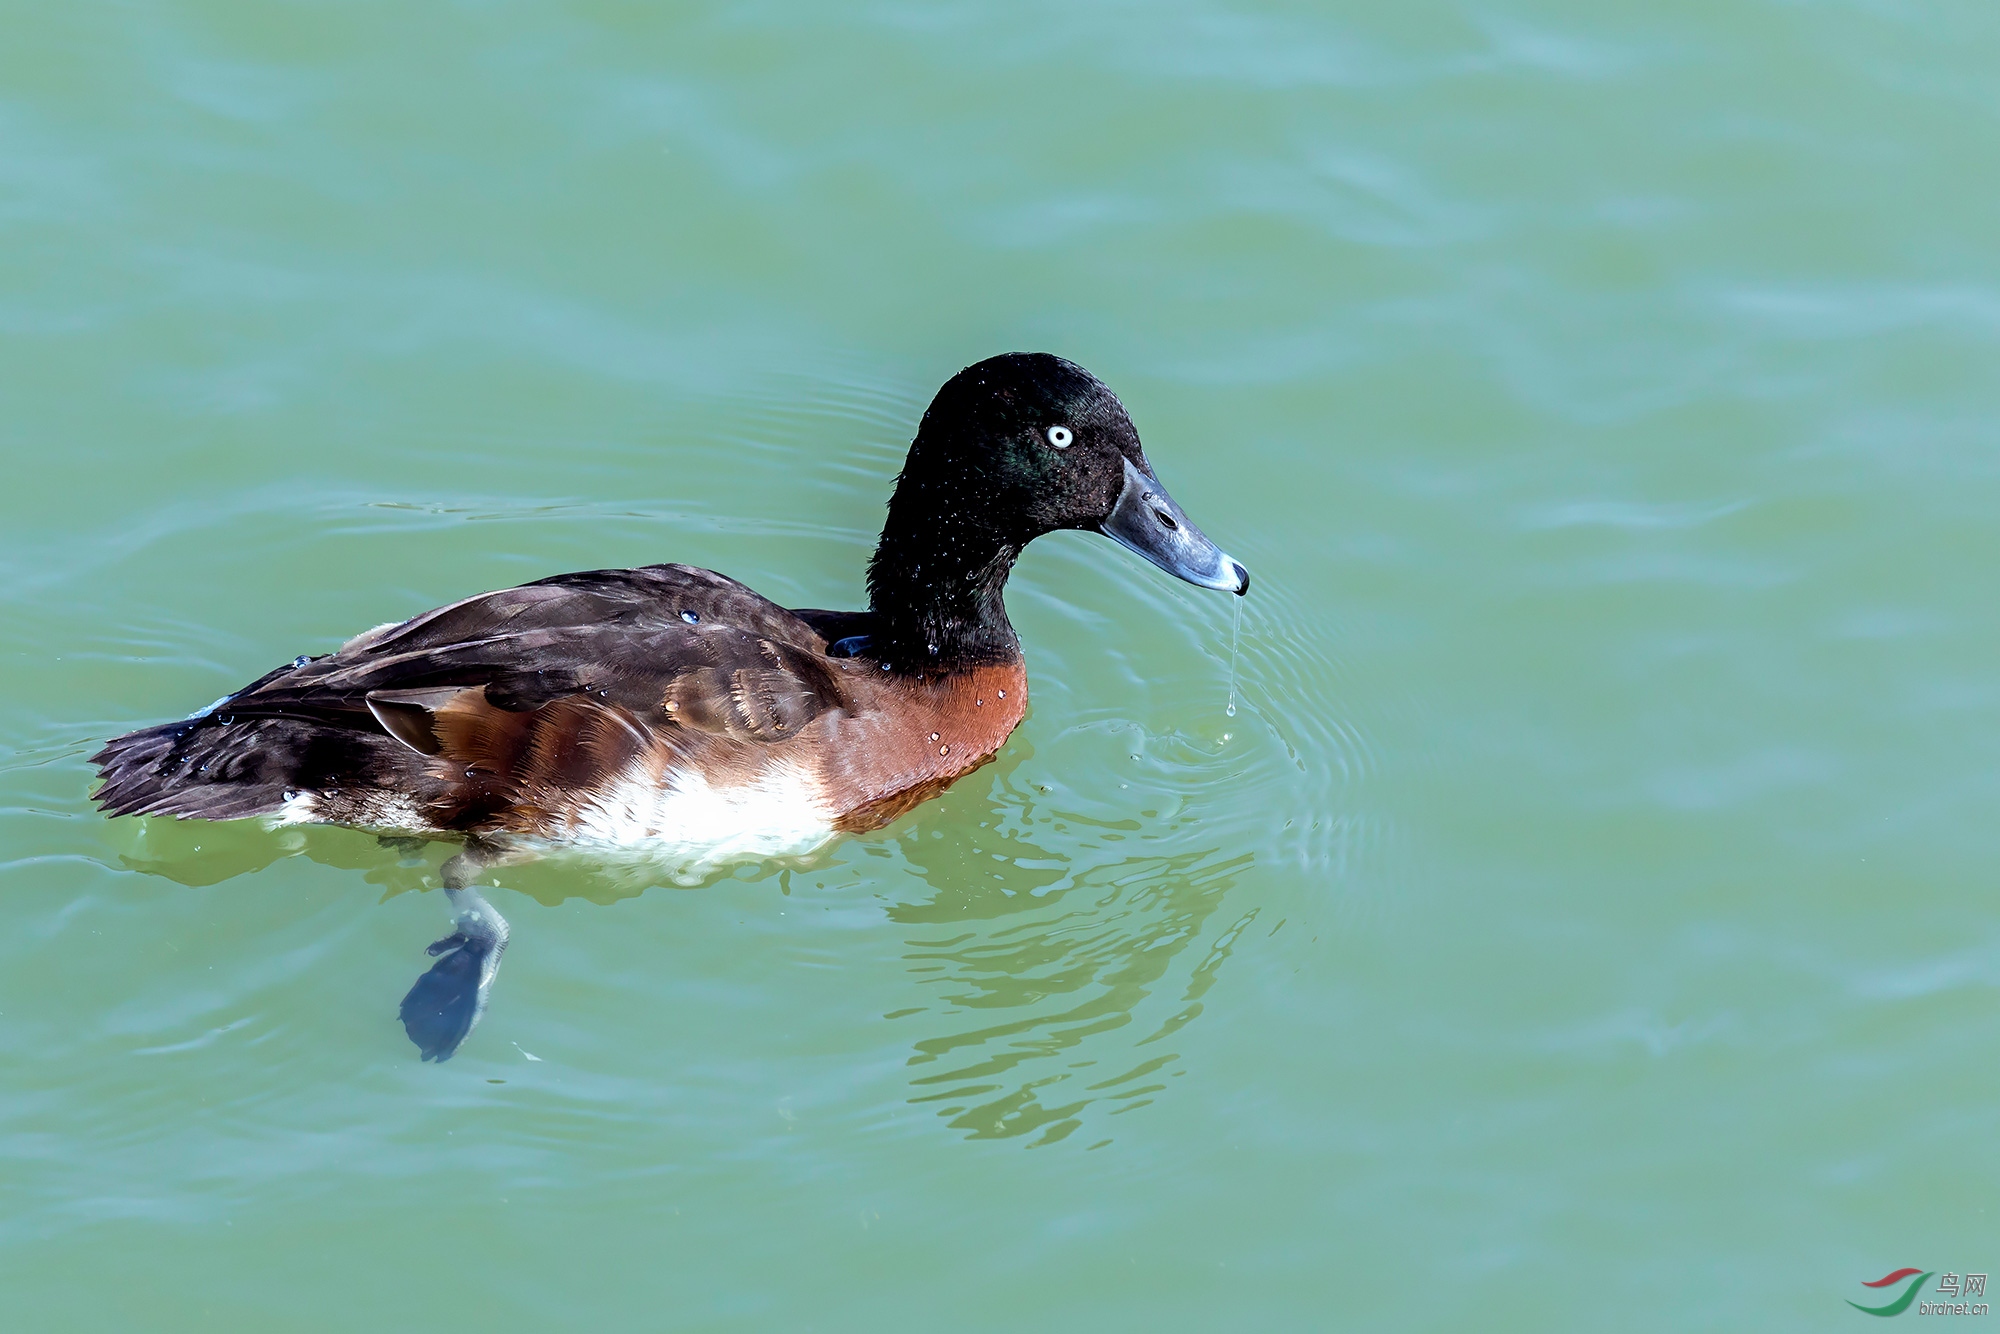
xmin=814 ymin=661 xmax=1028 ymax=832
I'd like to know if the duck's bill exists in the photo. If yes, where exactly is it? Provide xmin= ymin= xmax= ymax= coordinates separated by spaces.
xmin=1097 ymin=457 xmax=1251 ymax=596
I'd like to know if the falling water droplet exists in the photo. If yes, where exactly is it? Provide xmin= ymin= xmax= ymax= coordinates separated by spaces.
xmin=1224 ymin=595 xmax=1241 ymax=718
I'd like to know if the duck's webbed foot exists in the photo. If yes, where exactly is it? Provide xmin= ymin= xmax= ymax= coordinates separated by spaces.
xmin=399 ymin=842 xmax=513 ymax=1062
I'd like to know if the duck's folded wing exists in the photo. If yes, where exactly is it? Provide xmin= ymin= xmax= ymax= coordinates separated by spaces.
xmin=92 ymin=565 xmax=853 ymax=823
xmin=231 ymin=564 xmax=849 ymax=737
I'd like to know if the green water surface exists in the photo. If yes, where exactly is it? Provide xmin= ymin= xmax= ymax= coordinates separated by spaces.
xmin=4 ymin=2 xmax=1999 ymax=1329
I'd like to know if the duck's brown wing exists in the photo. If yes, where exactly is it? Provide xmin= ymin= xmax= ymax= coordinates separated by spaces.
xmin=92 ymin=564 xmax=858 ymax=829
xmin=239 ymin=564 xmax=849 ymax=735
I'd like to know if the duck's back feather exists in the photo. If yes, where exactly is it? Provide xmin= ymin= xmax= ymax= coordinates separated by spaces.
xmin=92 ymin=564 xmax=864 ymax=835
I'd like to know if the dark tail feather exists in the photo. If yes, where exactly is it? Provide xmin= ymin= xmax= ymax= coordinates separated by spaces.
xmin=92 ymin=714 xmax=313 ymax=821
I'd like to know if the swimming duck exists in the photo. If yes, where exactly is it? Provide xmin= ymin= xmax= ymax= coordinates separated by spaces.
xmin=92 ymin=352 xmax=1249 ymax=1059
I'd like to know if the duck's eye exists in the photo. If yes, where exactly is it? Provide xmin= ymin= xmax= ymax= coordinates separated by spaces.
xmin=1046 ymin=425 xmax=1073 ymax=449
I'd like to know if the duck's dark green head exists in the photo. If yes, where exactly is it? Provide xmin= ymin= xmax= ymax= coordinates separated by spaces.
xmin=866 ymin=353 xmax=1247 ymax=667
xmin=881 ymin=352 xmax=1248 ymax=591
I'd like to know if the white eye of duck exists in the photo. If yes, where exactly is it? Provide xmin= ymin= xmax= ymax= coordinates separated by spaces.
xmin=1046 ymin=425 xmax=1073 ymax=449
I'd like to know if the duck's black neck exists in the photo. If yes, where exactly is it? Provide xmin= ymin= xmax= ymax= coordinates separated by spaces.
xmin=864 ymin=500 xmax=1024 ymax=672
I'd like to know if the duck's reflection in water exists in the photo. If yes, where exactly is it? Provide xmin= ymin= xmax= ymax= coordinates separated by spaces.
xmin=102 ymin=816 xmax=662 ymax=1062
xmin=104 ymin=775 xmax=1263 ymax=1131
xmin=882 ymin=785 xmax=1258 ymax=1147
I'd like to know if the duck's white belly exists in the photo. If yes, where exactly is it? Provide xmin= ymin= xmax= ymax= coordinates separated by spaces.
xmin=272 ymin=755 xmax=843 ymax=883
xmin=562 ymin=758 xmax=839 ymax=862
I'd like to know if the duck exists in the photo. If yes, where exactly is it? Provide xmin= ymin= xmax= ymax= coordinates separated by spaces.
xmin=92 ymin=352 xmax=1250 ymax=1060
